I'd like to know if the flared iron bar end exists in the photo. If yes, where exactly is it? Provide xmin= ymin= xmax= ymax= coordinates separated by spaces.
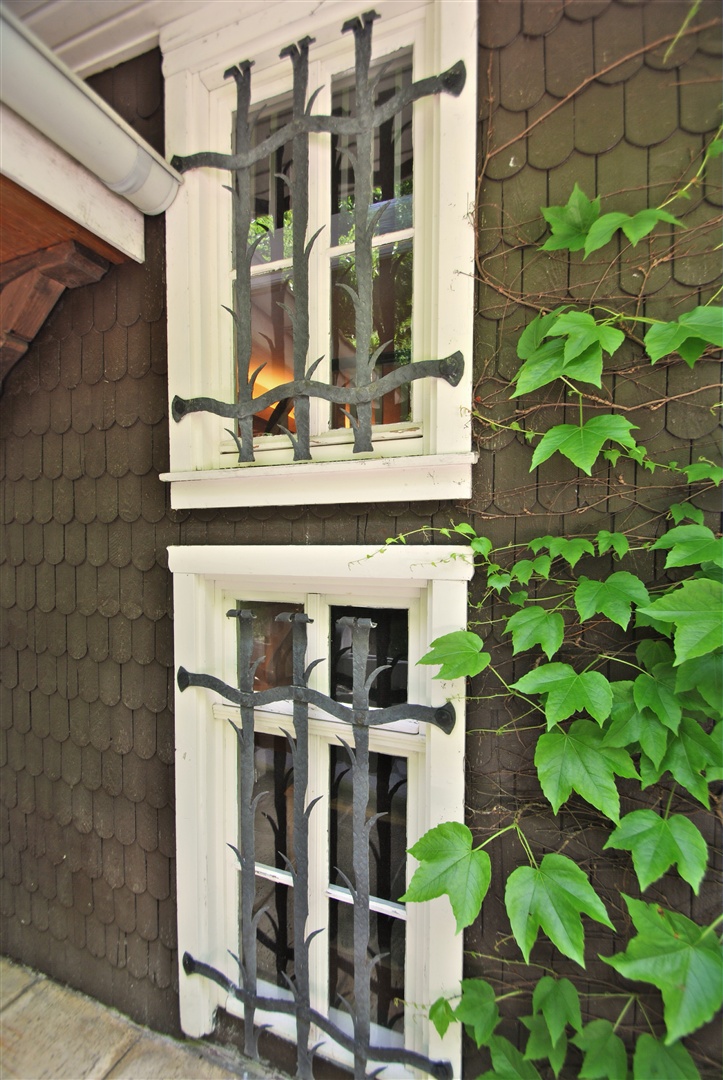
xmin=439 ymin=351 xmax=464 ymax=387
xmin=182 ymin=951 xmax=197 ymax=975
xmin=441 ymin=60 xmax=466 ymax=97
xmin=434 ymin=702 xmax=456 ymax=735
xmin=177 ymin=667 xmax=190 ymax=692
xmin=171 ymin=395 xmax=188 ymax=421
xmin=342 ymin=9 xmax=380 ymax=34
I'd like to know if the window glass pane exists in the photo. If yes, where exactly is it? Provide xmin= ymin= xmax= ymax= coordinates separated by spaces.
xmin=252 ymin=733 xmax=295 ymax=987
xmin=331 ymin=52 xmax=413 ymax=246
xmin=250 ymin=270 xmax=296 ymax=435
xmin=330 ymin=239 xmax=413 ymax=428
xmin=329 ymin=903 xmax=405 ymax=1035
xmin=329 ymin=748 xmax=408 ymax=902
xmin=235 ymin=600 xmax=303 ymax=691
xmin=255 ymin=876 xmax=295 ymax=988
xmin=330 ymin=606 xmax=408 ymax=707
xmin=248 ymin=97 xmax=294 ymax=265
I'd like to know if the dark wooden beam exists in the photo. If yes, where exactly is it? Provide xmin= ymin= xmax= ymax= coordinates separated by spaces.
xmin=0 ymin=239 xmax=110 ymax=384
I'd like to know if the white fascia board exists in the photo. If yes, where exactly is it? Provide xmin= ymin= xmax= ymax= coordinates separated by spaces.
xmin=160 ymin=452 xmax=478 ymax=509
xmin=167 ymin=544 xmax=475 ymax=584
xmin=0 ymin=104 xmax=144 ymax=262
xmin=1 ymin=6 xmax=181 ymax=215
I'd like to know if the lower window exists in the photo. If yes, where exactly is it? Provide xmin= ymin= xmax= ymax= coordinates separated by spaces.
xmin=169 ymin=545 xmax=473 ymax=1076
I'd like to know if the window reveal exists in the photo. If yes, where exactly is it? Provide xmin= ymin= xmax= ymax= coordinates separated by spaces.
xmin=170 ymin=12 xmax=465 ymax=464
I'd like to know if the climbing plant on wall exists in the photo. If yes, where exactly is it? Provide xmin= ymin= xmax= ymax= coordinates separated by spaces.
xmin=392 ymin=128 xmax=723 ymax=1078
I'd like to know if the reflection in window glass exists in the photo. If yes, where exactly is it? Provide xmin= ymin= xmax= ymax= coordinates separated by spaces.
xmin=329 ymin=902 xmax=405 ymax=1034
xmin=252 ymin=733 xmax=295 ymax=987
xmin=330 ymin=606 xmax=408 ymax=707
xmin=235 ymin=600 xmax=303 ymax=691
xmin=250 ymin=271 xmax=296 ymax=435
xmin=329 ymin=749 xmax=407 ymax=1033
xmin=331 ymin=52 xmax=413 ymax=245
xmin=330 ymin=240 xmax=412 ymax=427
xmin=248 ymin=97 xmax=294 ymax=264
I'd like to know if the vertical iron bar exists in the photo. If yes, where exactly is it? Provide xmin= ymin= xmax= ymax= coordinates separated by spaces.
xmin=281 ymin=39 xmax=313 ymax=461
xmin=346 ymin=616 xmax=374 ymax=1078
xmin=231 ymin=609 xmax=259 ymax=1056
xmin=344 ymin=13 xmax=379 ymax=453
xmin=229 ymin=63 xmax=255 ymax=462
xmin=279 ymin=612 xmax=315 ymax=1079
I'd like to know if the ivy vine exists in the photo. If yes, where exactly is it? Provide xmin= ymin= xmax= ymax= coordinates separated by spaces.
xmin=394 ymin=127 xmax=723 ymax=1079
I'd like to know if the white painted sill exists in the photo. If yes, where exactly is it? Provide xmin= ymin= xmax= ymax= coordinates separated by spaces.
xmin=160 ymin=451 xmax=478 ymax=508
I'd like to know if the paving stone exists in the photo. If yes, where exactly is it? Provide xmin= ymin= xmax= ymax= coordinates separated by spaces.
xmin=0 ymin=972 xmax=138 ymax=1079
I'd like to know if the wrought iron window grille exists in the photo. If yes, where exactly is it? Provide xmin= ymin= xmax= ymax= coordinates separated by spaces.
xmin=170 ymin=10 xmax=466 ymax=465
xmin=178 ymin=608 xmax=455 ymax=1080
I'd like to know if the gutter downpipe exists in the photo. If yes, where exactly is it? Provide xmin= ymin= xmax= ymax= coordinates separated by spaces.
xmin=0 ymin=3 xmax=181 ymax=215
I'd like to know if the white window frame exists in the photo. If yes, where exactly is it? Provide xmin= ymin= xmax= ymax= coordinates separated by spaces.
xmin=161 ymin=0 xmax=477 ymax=508
xmin=169 ymin=544 xmax=473 ymax=1076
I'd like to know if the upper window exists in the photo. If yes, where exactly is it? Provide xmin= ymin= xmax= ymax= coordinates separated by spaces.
xmin=161 ymin=1 xmax=477 ymax=508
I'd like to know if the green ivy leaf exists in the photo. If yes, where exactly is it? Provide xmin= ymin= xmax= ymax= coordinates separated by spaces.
xmin=488 ymin=571 xmax=513 ymax=592
xmin=401 ymin=822 xmax=491 ymax=932
xmin=417 ymin=630 xmax=491 ymax=679
xmin=546 ymin=311 xmax=625 ymax=363
xmin=574 ymin=571 xmax=650 ymax=628
xmin=535 ymin=719 xmax=637 ymax=822
xmin=532 ymin=976 xmax=582 ymax=1045
xmin=668 ymin=501 xmax=705 ymax=526
xmin=479 ymin=1036 xmax=543 ymax=1079
xmin=680 ymin=459 xmax=723 ymax=486
xmin=602 ymin=681 xmax=670 ymax=768
xmin=528 ymin=535 xmax=596 ymax=568
xmin=454 ymin=978 xmax=499 ymax=1047
xmin=675 ymin=650 xmax=722 ymax=713
xmin=530 ymin=416 xmax=639 ymax=475
xmin=512 ymin=663 xmax=613 ymax=727
xmin=645 ymin=307 xmax=723 ymax=366
xmin=655 ymin=717 xmax=722 ymax=807
xmin=604 ymin=810 xmax=708 ymax=893
xmin=582 ymin=211 xmax=630 ymax=255
xmin=633 ymin=665 xmax=681 ymax=732
xmin=521 ymin=1013 xmax=568 ymax=1078
xmin=471 ymin=535 xmax=494 ymax=557
xmin=512 ymin=338 xmax=570 ymax=398
xmin=429 ymin=996 xmax=456 ymax=1039
xmin=510 ymin=556 xmax=552 ymax=584
xmin=633 ymin=1033 xmax=700 ymax=1080
xmin=540 ymin=185 xmax=600 ymax=252
xmin=603 ymin=897 xmax=723 ymax=1043
xmin=678 ymin=305 xmax=723 ymax=347
xmin=638 ymin=579 xmax=723 ymax=665
xmin=571 ymin=1020 xmax=628 ymax=1080
xmin=505 ymin=853 xmax=613 ymax=967
xmin=596 ymin=530 xmax=630 ymax=558
xmin=636 ymin=639 xmax=674 ymax=672
xmin=517 ymin=309 xmax=568 ymax=359
xmin=504 ymin=608 xmax=565 ymax=660
xmin=584 ymin=207 xmax=682 ymax=257
xmin=651 ymin=524 xmax=723 ymax=569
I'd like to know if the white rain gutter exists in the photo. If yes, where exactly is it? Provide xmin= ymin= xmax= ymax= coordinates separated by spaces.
xmin=0 ymin=4 xmax=181 ymax=215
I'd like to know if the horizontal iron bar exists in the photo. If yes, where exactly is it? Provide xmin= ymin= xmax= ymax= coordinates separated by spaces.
xmin=171 ymin=63 xmax=465 ymax=176
xmin=183 ymin=952 xmax=453 ymax=1080
xmin=177 ymin=667 xmax=455 ymax=734
xmin=172 ymin=353 xmax=463 ymax=423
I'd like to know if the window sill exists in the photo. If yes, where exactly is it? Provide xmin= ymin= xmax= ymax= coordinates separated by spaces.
xmin=160 ymin=451 xmax=478 ymax=508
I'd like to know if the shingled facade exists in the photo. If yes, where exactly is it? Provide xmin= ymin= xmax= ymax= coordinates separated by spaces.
xmin=1 ymin=1 xmax=721 ymax=1074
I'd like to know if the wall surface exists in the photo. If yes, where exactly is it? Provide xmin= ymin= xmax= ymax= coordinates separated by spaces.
xmin=0 ymin=0 xmax=721 ymax=1072
xmin=465 ymin=1 xmax=721 ymax=1076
